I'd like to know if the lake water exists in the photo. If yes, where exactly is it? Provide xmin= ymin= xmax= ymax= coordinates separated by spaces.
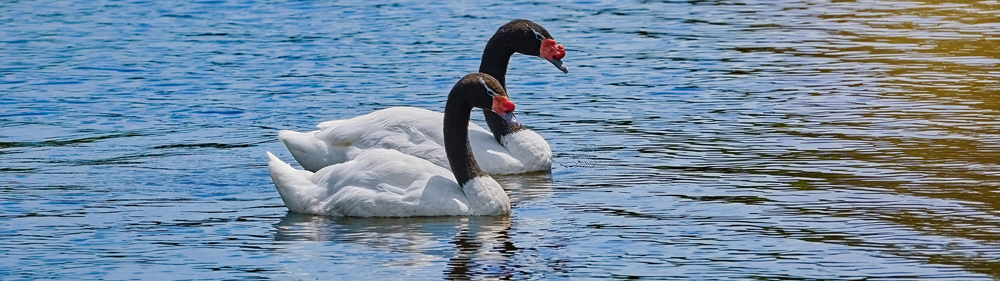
xmin=3 ymin=0 xmax=1000 ymax=279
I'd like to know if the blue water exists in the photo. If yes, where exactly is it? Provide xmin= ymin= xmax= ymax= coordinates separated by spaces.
xmin=3 ymin=0 xmax=1000 ymax=279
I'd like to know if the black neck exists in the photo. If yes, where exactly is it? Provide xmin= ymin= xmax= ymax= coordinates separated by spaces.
xmin=444 ymin=91 xmax=488 ymax=186
xmin=479 ymin=36 xmax=519 ymax=143
xmin=479 ymin=38 xmax=514 ymax=88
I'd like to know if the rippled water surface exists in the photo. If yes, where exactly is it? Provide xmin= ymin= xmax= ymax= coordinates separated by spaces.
xmin=3 ymin=0 xmax=1000 ymax=279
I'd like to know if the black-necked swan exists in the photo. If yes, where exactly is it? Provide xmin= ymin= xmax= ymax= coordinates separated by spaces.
xmin=267 ymin=73 xmax=514 ymax=217
xmin=278 ymin=20 xmax=566 ymax=174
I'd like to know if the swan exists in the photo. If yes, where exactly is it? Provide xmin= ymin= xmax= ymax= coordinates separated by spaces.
xmin=267 ymin=73 xmax=513 ymax=217
xmin=279 ymin=19 xmax=566 ymax=174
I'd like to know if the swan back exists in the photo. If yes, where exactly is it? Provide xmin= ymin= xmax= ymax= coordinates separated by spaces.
xmin=279 ymin=107 xmax=452 ymax=172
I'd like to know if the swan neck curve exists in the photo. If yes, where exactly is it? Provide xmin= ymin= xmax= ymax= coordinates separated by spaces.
xmin=480 ymin=38 xmax=513 ymax=89
xmin=444 ymin=87 xmax=488 ymax=186
xmin=480 ymin=31 xmax=519 ymax=143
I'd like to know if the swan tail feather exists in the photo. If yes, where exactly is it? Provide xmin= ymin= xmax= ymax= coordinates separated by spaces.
xmin=267 ymin=151 xmax=321 ymax=214
xmin=278 ymin=130 xmax=336 ymax=172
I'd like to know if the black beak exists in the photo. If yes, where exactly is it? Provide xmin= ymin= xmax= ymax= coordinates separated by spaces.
xmin=547 ymin=57 xmax=569 ymax=74
xmin=494 ymin=110 xmax=522 ymax=129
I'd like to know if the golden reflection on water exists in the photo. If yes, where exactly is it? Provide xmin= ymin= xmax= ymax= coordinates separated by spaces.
xmin=761 ymin=0 xmax=999 ymax=276
xmin=810 ymin=4 xmax=999 ymax=189
xmin=826 ymin=1 xmax=1000 ymax=97
xmin=617 ymin=0 xmax=1000 ymax=277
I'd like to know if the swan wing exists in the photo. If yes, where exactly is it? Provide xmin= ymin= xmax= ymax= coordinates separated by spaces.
xmin=267 ymin=150 xmax=473 ymax=217
xmin=280 ymin=107 xmax=451 ymax=172
xmin=280 ymin=107 xmax=551 ymax=175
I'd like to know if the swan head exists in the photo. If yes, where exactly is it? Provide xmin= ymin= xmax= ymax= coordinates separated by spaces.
xmin=497 ymin=19 xmax=569 ymax=74
xmin=482 ymin=75 xmax=521 ymax=129
xmin=459 ymin=73 xmax=521 ymax=129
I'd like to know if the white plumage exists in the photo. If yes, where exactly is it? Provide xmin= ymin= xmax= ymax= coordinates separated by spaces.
xmin=267 ymin=72 xmax=516 ymax=217
xmin=278 ymin=106 xmax=551 ymax=175
xmin=267 ymin=149 xmax=510 ymax=217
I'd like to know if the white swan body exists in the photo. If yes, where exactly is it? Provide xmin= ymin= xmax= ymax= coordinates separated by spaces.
xmin=268 ymin=72 xmax=517 ymax=217
xmin=267 ymin=150 xmax=510 ymax=217
xmin=279 ymin=107 xmax=551 ymax=175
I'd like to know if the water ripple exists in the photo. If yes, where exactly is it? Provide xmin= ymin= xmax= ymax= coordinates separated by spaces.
xmin=2 ymin=0 xmax=1000 ymax=279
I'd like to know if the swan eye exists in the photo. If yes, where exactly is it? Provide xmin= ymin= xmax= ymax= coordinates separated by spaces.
xmin=531 ymin=28 xmax=545 ymax=41
xmin=477 ymin=76 xmax=500 ymax=97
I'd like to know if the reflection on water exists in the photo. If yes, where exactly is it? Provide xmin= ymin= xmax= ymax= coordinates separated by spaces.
xmin=2 ymin=0 xmax=1000 ymax=279
xmin=270 ymin=174 xmax=550 ymax=279
xmin=494 ymin=172 xmax=554 ymax=206
xmin=544 ymin=0 xmax=1000 ymax=278
xmin=275 ymin=213 xmax=515 ymax=279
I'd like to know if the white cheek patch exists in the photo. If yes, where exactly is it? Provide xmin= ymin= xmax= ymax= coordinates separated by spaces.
xmin=531 ymin=28 xmax=545 ymax=41
xmin=477 ymin=76 xmax=498 ymax=97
